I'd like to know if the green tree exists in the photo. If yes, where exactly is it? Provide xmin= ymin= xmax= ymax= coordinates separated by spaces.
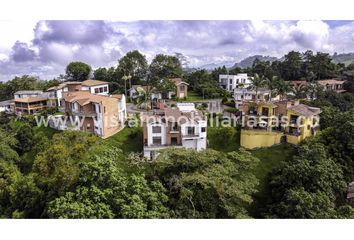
xmin=93 ymin=67 xmax=108 ymax=80
xmin=48 ymin=148 xmax=170 ymax=218
xmin=147 ymin=148 xmax=259 ymax=218
xmin=117 ymin=50 xmax=148 ymax=88
xmin=275 ymin=79 xmax=292 ymax=100
xmin=280 ymin=51 xmax=302 ymax=80
xmin=65 ymin=62 xmax=91 ymax=81
xmin=149 ymin=54 xmax=183 ymax=81
xmin=265 ymin=143 xmax=346 ymax=218
xmin=250 ymin=73 xmax=267 ymax=99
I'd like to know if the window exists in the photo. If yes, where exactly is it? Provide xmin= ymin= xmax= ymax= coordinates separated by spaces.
xmin=104 ymin=86 xmax=108 ymax=92
xmin=152 ymin=137 xmax=161 ymax=145
xmin=187 ymin=126 xmax=195 ymax=135
xmin=180 ymin=85 xmax=185 ymax=92
xmin=229 ymin=79 xmax=232 ymax=84
xmin=201 ymin=127 xmax=206 ymax=133
xmin=152 ymin=126 xmax=161 ymax=133
xmin=307 ymin=125 xmax=310 ymax=130
xmin=95 ymin=88 xmax=99 ymax=93
xmin=100 ymin=87 xmax=104 ymax=92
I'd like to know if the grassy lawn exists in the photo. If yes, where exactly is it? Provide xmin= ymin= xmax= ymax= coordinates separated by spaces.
xmin=179 ymin=91 xmax=207 ymax=102
xmin=104 ymin=126 xmax=143 ymax=154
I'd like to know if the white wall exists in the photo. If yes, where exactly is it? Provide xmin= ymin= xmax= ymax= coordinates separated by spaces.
xmin=147 ymin=123 xmax=166 ymax=146
xmin=90 ymin=84 xmax=109 ymax=95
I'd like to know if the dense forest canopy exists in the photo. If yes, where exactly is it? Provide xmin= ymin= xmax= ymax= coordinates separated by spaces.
xmin=0 ymin=49 xmax=353 ymax=218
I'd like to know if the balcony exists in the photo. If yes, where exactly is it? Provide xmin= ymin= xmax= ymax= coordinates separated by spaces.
xmin=71 ymin=110 xmax=97 ymax=117
xmin=182 ymin=133 xmax=200 ymax=139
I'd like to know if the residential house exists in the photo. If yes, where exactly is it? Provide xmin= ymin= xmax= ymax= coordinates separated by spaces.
xmin=234 ymin=87 xmax=278 ymax=108
xmin=14 ymin=97 xmax=48 ymax=115
xmin=142 ymin=103 xmax=207 ymax=160
xmin=0 ymin=100 xmax=14 ymax=113
xmin=240 ymin=99 xmax=321 ymax=149
xmin=47 ymin=80 xmax=109 ymax=107
xmin=219 ymin=73 xmax=252 ymax=94
xmin=128 ymin=78 xmax=188 ymax=101
xmin=290 ymin=79 xmax=346 ymax=94
xmin=171 ymin=78 xmax=188 ymax=99
xmin=318 ymin=79 xmax=346 ymax=93
xmin=59 ymin=91 xmax=126 ymax=138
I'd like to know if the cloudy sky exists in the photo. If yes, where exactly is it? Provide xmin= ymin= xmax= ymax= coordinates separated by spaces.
xmin=0 ymin=20 xmax=354 ymax=81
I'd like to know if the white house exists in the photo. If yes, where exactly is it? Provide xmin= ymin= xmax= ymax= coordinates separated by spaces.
xmin=219 ymin=73 xmax=252 ymax=94
xmin=142 ymin=103 xmax=207 ymax=160
xmin=0 ymin=100 xmax=14 ymax=113
xmin=234 ymin=88 xmax=273 ymax=108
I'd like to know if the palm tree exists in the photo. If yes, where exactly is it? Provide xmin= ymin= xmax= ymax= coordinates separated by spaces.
xmin=276 ymin=80 xmax=292 ymax=100
xmin=122 ymin=74 xmax=132 ymax=99
xmin=250 ymin=73 xmax=267 ymax=100
xmin=306 ymin=81 xmax=322 ymax=100
xmin=265 ymin=75 xmax=281 ymax=98
xmin=291 ymin=84 xmax=307 ymax=99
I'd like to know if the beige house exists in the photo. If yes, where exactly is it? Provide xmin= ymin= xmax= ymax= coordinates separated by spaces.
xmin=171 ymin=78 xmax=188 ymax=99
xmin=59 ymin=91 xmax=126 ymax=138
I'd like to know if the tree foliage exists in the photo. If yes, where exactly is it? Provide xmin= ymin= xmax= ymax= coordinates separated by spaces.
xmin=143 ymin=148 xmax=260 ymax=218
xmin=65 ymin=61 xmax=91 ymax=81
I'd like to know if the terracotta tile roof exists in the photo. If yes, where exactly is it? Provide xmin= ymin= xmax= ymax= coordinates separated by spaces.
xmin=288 ymin=104 xmax=321 ymax=117
xmin=62 ymin=91 xmax=117 ymax=106
xmin=14 ymin=97 xmax=47 ymax=103
xmin=317 ymin=79 xmax=346 ymax=85
xmin=47 ymin=81 xmax=81 ymax=91
xmin=81 ymin=80 xmax=109 ymax=86
xmin=170 ymin=78 xmax=189 ymax=86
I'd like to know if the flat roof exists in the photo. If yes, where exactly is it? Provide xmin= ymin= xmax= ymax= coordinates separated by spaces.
xmin=14 ymin=97 xmax=47 ymax=103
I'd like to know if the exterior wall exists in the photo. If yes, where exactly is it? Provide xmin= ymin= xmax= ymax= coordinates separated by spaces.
xmin=176 ymin=83 xmax=188 ymax=98
xmin=147 ymin=122 xmax=167 ymax=146
xmin=240 ymin=129 xmax=283 ymax=149
xmin=286 ymin=134 xmax=301 ymax=145
xmin=219 ymin=74 xmax=252 ymax=93
xmin=118 ymin=95 xmax=127 ymax=126
xmin=101 ymin=98 xmax=121 ymax=138
xmin=66 ymin=84 xmax=82 ymax=92
xmin=89 ymin=84 xmax=109 ymax=95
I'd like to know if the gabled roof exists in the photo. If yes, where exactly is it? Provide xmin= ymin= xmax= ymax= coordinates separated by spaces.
xmin=81 ymin=80 xmax=109 ymax=87
xmin=170 ymin=78 xmax=189 ymax=86
xmin=62 ymin=91 xmax=118 ymax=106
xmin=288 ymin=104 xmax=321 ymax=117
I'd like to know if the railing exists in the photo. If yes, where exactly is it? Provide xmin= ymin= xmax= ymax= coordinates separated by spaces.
xmin=182 ymin=133 xmax=200 ymax=138
xmin=71 ymin=110 xmax=97 ymax=117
